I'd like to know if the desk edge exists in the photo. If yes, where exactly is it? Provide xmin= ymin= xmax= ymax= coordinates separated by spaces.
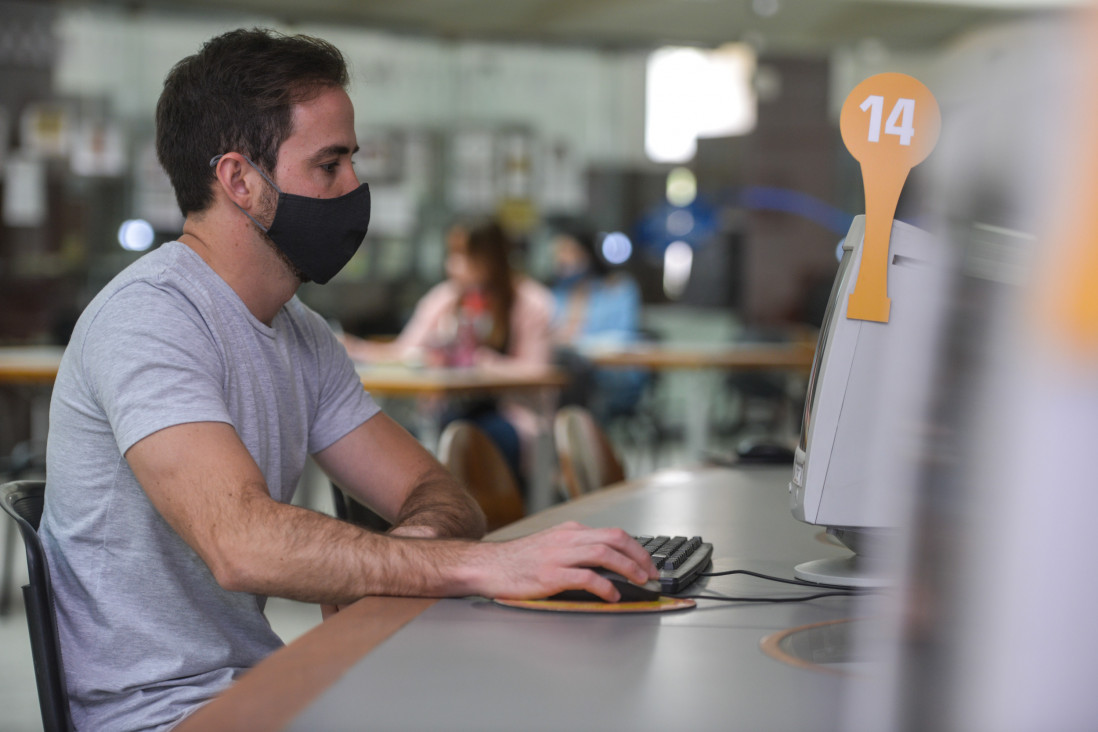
xmin=174 ymin=596 xmax=437 ymax=732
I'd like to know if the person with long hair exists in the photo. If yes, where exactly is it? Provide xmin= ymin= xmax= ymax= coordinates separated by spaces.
xmin=342 ymin=219 xmax=553 ymax=486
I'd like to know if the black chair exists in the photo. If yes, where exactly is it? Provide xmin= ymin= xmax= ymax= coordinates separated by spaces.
xmin=329 ymin=483 xmax=392 ymax=533
xmin=1 ymin=441 xmax=46 ymax=616
xmin=0 ymin=479 xmax=74 ymax=732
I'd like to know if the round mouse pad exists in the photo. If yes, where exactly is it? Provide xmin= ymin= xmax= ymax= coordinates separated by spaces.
xmin=493 ymin=597 xmax=696 ymax=613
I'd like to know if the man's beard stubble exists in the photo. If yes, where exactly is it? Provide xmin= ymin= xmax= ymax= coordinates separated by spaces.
xmin=255 ymin=187 xmax=311 ymax=284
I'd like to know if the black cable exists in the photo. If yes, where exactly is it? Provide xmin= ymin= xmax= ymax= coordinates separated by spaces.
xmin=678 ymin=591 xmax=856 ymax=603
xmin=699 ymin=568 xmax=860 ymax=592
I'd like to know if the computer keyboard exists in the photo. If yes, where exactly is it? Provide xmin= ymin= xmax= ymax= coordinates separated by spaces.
xmin=634 ymin=535 xmax=713 ymax=594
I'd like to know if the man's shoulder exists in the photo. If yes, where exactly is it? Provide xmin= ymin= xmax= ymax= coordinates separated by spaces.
xmin=89 ymin=242 xmax=202 ymax=305
xmin=80 ymin=247 xmax=204 ymax=329
xmin=87 ymin=242 xmax=253 ymax=331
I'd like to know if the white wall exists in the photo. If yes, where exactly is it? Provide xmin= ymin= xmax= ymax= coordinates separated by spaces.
xmin=53 ymin=6 xmax=649 ymax=167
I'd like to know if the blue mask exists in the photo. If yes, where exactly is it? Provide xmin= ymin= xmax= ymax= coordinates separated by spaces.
xmin=554 ymin=267 xmax=590 ymax=289
xmin=210 ymin=154 xmax=371 ymax=284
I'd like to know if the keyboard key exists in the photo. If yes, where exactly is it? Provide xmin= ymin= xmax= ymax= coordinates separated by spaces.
xmin=664 ymin=548 xmax=689 ymax=570
xmin=645 ymin=536 xmax=670 ymax=552
xmin=662 ymin=536 xmax=687 ymax=555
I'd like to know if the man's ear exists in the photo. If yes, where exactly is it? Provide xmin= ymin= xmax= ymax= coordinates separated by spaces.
xmin=211 ymin=152 xmax=261 ymax=211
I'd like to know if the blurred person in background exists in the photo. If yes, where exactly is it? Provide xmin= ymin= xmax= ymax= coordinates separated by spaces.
xmin=341 ymin=218 xmax=553 ymax=488
xmin=548 ymin=221 xmax=648 ymax=423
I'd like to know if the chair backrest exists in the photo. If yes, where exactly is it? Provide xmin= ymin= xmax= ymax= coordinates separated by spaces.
xmin=0 ymin=480 xmax=74 ymax=732
xmin=329 ymin=483 xmax=393 ymax=533
xmin=437 ymin=421 xmax=525 ymax=532
xmin=554 ymin=405 xmax=625 ymax=499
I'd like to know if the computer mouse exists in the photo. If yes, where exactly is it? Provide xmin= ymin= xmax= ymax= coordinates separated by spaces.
xmin=549 ymin=571 xmax=663 ymax=603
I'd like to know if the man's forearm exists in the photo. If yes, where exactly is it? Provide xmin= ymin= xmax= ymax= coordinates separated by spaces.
xmin=390 ymin=465 xmax=487 ymax=540
xmin=223 ymin=495 xmax=481 ymax=604
xmin=222 ymin=496 xmax=661 ymax=605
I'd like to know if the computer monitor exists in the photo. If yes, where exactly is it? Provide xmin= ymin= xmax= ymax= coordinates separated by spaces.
xmin=789 ymin=214 xmax=946 ymax=587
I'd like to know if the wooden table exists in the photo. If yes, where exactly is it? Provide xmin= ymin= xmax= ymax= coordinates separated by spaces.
xmin=0 ymin=347 xmax=567 ymax=510
xmin=175 ymin=465 xmax=861 ymax=732
xmin=0 ymin=346 xmax=66 ymax=443
xmin=355 ymin=363 xmax=566 ymax=398
xmin=0 ymin=345 xmax=65 ymax=386
xmin=0 ymin=347 xmax=569 ymax=396
xmin=581 ymin=340 xmax=817 ymax=458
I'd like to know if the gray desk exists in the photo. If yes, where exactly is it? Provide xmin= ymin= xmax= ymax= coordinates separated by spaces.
xmin=286 ymin=466 xmax=857 ymax=732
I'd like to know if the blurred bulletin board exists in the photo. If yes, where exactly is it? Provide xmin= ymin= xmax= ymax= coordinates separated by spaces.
xmin=448 ymin=127 xmax=549 ymax=225
xmin=2 ymin=150 xmax=47 ymax=228
xmin=20 ymin=102 xmax=72 ymax=158
xmin=539 ymin=138 xmax=586 ymax=216
xmin=70 ymin=118 xmax=126 ymax=177
xmin=355 ymin=128 xmax=417 ymax=240
xmin=447 ymin=130 xmax=496 ymax=214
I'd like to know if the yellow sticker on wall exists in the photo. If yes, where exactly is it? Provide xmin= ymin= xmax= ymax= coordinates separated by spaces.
xmin=840 ymin=73 xmax=941 ymax=323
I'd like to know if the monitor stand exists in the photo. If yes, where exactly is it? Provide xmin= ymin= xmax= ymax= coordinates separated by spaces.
xmin=794 ymin=528 xmax=895 ymax=588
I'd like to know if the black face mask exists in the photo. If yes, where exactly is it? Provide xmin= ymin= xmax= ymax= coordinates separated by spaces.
xmin=210 ymin=154 xmax=371 ymax=284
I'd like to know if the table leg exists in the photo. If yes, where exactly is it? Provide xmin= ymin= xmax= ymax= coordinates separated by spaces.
xmin=413 ymin=399 xmax=442 ymax=454
xmin=525 ymin=386 xmax=562 ymax=514
xmin=526 ymin=416 xmax=555 ymax=514
xmin=29 ymin=390 xmax=49 ymax=448
xmin=683 ymin=373 xmax=712 ymax=461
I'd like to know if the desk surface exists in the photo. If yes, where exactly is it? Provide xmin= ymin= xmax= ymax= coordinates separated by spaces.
xmin=581 ymin=340 xmax=816 ymax=371
xmin=180 ymin=466 xmax=858 ymax=732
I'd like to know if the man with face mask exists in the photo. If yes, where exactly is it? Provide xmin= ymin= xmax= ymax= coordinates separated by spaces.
xmin=39 ymin=28 xmax=656 ymax=732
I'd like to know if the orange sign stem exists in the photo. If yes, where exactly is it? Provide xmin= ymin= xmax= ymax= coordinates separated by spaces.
xmin=840 ymin=73 xmax=940 ymax=323
xmin=847 ymin=157 xmax=909 ymax=322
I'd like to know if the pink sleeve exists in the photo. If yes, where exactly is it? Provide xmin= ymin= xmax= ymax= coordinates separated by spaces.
xmin=393 ymin=282 xmax=457 ymax=353
xmin=475 ymin=279 xmax=553 ymax=367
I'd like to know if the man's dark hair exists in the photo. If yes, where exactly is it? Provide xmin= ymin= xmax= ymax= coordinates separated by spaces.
xmin=155 ymin=28 xmax=349 ymax=216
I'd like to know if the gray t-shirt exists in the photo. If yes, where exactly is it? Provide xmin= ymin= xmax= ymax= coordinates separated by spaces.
xmin=40 ymin=241 xmax=380 ymax=731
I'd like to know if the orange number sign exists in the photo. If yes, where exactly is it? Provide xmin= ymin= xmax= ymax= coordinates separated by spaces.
xmin=841 ymin=73 xmax=940 ymax=323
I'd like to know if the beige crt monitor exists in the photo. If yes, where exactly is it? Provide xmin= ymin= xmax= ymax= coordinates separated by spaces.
xmin=789 ymin=214 xmax=946 ymax=587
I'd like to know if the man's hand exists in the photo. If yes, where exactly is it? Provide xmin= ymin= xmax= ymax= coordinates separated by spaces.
xmin=460 ymin=522 xmax=659 ymax=603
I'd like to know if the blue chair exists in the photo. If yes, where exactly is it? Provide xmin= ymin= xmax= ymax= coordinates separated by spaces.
xmin=0 ymin=479 xmax=73 ymax=731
